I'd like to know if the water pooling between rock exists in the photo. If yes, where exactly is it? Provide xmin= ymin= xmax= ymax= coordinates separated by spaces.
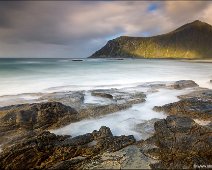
xmin=52 ymin=87 xmax=193 ymax=140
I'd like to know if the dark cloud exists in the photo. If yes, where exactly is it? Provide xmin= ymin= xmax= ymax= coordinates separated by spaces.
xmin=0 ymin=1 xmax=211 ymax=58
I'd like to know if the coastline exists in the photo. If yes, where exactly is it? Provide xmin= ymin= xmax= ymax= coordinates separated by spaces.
xmin=0 ymin=80 xmax=211 ymax=169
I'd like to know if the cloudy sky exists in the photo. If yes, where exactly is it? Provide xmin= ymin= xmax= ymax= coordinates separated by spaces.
xmin=0 ymin=1 xmax=211 ymax=58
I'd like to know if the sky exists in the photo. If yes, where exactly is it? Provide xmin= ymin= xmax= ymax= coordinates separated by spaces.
xmin=0 ymin=1 xmax=211 ymax=58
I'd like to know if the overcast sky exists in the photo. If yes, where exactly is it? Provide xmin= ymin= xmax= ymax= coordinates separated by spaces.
xmin=0 ymin=1 xmax=211 ymax=58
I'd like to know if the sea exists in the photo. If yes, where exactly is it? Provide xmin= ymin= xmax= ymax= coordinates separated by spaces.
xmin=0 ymin=58 xmax=211 ymax=139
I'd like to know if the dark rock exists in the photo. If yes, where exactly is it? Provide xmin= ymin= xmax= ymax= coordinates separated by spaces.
xmin=170 ymin=80 xmax=198 ymax=89
xmin=91 ymin=91 xmax=113 ymax=99
xmin=78 ymin=103 xmax=132 ymax=119
xmin=92 ymin=126 xmax=113 ymax=139
xmin=0 ymin=102 xmax=79 ymax=147
xmin=0 ymin=102 xmax=78 ymax=131
xmin=0 ymin=126 xmax=135 ymax=169
xmin=154 ymin=97 xmax=212 ymax=120
xmin=72 ymin=59 xmax=83 ymax=61
xmin=141 ymin=115 xmax=212 ymax=169
xmin=179 ymin=89 xmax=212 ymax=101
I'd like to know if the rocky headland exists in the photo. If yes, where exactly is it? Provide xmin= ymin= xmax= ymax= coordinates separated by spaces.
xmin=0 ymin=80 xmax=211 ymax=169
xmin=89 ymin=20 xmax=212 ymax=59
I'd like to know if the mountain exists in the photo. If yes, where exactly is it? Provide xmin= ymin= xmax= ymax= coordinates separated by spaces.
xmin=89 ymin=20 xmax=212 ymax=59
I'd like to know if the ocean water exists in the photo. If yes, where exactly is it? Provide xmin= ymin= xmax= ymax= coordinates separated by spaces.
xmin=0 ymin=58 xmax=211 ymax=98
xmin=0 ymin=58 xmax=211 ymax=139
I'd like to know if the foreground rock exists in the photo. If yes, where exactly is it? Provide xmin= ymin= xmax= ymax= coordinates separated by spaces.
xmin=83 ymin=145 xmax=157 ymax=169
xmin=0 ymin=115 xmax=211 ymax=169
xmin=139 ymin=115 xmax=212 ymax=169
xmin=0 ymin=102 xmax=78 ymax=146
xmin=0 ymin=127 xmax=135 ymax=169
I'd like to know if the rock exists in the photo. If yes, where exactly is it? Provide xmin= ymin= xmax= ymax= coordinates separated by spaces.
xmin=92 ymin=126 xmax=113 ymax=139
xmin=154 ymin=97 xmax=212 ymax=120
xmin=79 ymin=89 xmax=146 ymax=119
xmin=141 ymin=115 xmax=212 ymax=169
xmin=179 ymin=89 xmax=212 ymax=101
xmin=91 ymin=91 xmax=113 ymax=99
xmin=0 ymin=102 xmax=79 ymax=147
xmin=83 ymin=145 xmax=156 ymax=169
xmin=40 ymin=91 xmax=85 ymax=109
xmin=170 ymin=80 xmax=198 ymax=89
xmin=0 ymin=102 xmax=78 ymax=131
xmin=72 ymin=59 xmax=83 ymax=61
xmin=134 ymin=118 xmax=160 ymax=140
xmin=0 ymin=126 xmax=136 ymax=169
xmin=78 ymin=103 xmax=132 ymax=120
xmin=40 ymin=89 xmax=146 ymax=120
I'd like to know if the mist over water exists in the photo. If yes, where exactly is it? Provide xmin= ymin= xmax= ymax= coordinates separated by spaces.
xmin=52 ymin=88 xmax=192 ymax=140
xmin=0 ymin=58 xmax=211 ymax=98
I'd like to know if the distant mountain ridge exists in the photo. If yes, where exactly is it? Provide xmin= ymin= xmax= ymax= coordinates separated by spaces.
xmin=89 ymin=20 xmax=212 ymax=59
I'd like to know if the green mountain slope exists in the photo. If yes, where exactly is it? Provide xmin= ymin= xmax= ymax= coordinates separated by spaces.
xmin=89 ymin=20 xmax=212 ymax=59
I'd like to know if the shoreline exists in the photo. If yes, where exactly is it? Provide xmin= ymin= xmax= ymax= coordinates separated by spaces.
xmin=0 ymin=79 xmax=211 ymax=169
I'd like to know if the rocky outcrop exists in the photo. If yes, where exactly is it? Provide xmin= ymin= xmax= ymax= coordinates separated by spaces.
xmin=90 ymin=20 xmax=212 ymax=59
xmin=139 ymin=115 xmax=212 ymax=169
xmin=169 ymin=80 xmax=198 ymax=89
xmin=0 ymin=102 xmax=78 ymax=131
xmin=83 ymin=145 xmax=157 ymax=169
xmin=0 ymin=127 xmax=135 ymax=169
xmin=0 ymin=102 xmax=78 ymax=146
xmin=154 ymin=89 xmax=212 ymax=120
xmin=0 ymin=115 xmax=211 ymax=169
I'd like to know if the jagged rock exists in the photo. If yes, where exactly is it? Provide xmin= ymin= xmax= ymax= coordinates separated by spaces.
xmin=83 ymin=145 xmax=157 ymax=169
xmin=0 ymin=102 xmax=78 ymax=131
xmin=141 ymin=115 xmax=212 ymax=169
xmin=0 ymin=126 xmax=135 ymax=169
xmin=170 ymin=80 xmax=198 ymax=89
xmin=154 ymin=97 xmax=212 ymax=120
xmin=179 ymin=89 xmax=212 ymax=101
xmin=92 ymin=126 xmax=113 ymax=139
xmin=0 ymin=102 xmax=78 ymax=147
